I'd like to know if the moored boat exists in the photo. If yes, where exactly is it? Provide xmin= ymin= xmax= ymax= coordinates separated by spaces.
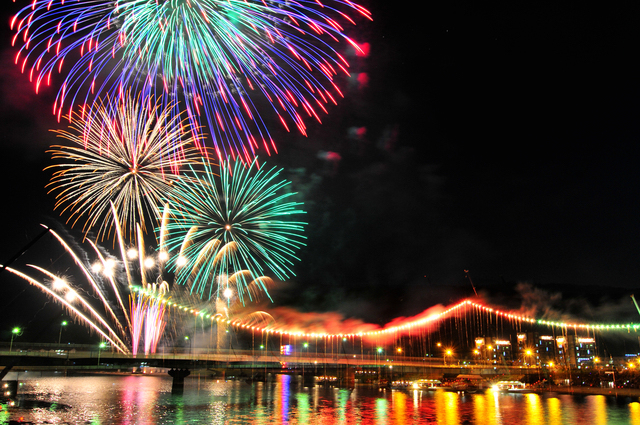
xmin=412 ymin=379 xmax=442 ymax=390
xmin=493 ymin=380 xmax=533 ymax=393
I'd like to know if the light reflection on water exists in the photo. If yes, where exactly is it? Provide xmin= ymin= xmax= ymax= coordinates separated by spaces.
xmin=3 ymin=376 xmax=640 ymax=424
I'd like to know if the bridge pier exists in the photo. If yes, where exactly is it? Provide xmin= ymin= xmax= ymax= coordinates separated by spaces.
xmin=168 ymin=368 xmax=191 ymax=394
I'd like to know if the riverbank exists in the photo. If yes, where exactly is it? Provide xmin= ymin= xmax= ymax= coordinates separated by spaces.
xmin=536 ymin=386 xmax=640 ymax=398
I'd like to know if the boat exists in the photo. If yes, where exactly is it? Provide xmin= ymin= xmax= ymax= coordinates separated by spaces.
xmin=411 ymin=379 xmax=442 ymax=390
xmin=445 ymin=375 xmax=486 ymax=393
xmin=493 ymin=380 xmax=532 ymax=393
xmin=391 ymin=380 xmax=412 ymax=389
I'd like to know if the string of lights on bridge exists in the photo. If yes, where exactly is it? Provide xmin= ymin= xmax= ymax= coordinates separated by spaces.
xmin=130 ymin=286 xmax=640 ymax=338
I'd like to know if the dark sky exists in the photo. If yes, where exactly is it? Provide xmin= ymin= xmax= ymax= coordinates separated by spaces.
xmin=1 ymin=1 xmax=640 ymax=343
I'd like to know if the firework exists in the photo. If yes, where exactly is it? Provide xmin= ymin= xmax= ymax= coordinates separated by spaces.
xmin=11 ymin=0 xmax=371 ymax=158
xmin=47 ymin=94 xmax=200 ymax=240
xmin=164 ymin=157 xmax=306 ymax=301
xmin=3 ymin=205 xmax=181 ymax=356
xmin=2 ymin=226 xmax=131 ymax=354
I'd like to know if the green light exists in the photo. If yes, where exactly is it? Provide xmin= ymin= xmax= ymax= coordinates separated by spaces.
xmin=12 ymin=327 xmax=21 ymax=334
xmin=61 ymin=321 xmax=67 ymax=326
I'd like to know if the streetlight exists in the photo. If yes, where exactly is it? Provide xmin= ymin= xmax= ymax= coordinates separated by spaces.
xmin=302 ymin=342 xmax=308 ymax=379
xmin=445 ymin=349 xmax=452 ymax=366
xmin=97 ymin=342 xmax=107 ymax=365
xmin=9 ymin=327 xmax=22 ymax=352
xmin=376 ymin=347 xmax=383 ymax=380
xmin=58 ymin=320 xmax=68 ymax=345
xmin=185 ymin=335 xmax=192 ymax=358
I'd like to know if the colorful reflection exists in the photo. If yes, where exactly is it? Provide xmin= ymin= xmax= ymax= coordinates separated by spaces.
xmin=585 ymin=395 xmax=608 ymax=425
xmin=375 ymin=397 xmax=389 ymax=424
xmin=629 ymin=402 xmax=640 ymax=425
xmin=7 ymin=376 xmax=640 ymax=424
xmin=391 ymin=390 xmax=407 ymax=424
xmin=547 ymin=397 xmax=563 ymax=425
xmin=525 ymin=393 xmax=544 ymax=425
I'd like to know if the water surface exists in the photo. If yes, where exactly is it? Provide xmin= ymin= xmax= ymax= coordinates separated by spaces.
xmin=2 ymin=374 xmax=640 ymax=424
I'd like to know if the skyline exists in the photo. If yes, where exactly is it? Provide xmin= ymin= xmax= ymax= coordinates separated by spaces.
xmin=1 ymin=1 xmax=640 ymax=345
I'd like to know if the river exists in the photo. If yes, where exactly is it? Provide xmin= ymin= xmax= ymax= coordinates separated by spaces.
xmin=2 ymin=373 xmax=640 ymax=424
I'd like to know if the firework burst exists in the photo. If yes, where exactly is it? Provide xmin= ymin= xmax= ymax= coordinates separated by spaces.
xmin=11 ymin=0 xmax=371 ymax=158
xmin=164 ymin=157 xmax=306 ymax=301
xmin=47 ymin=94 xmax=201 ymax=240
xmin=3 ymin=207 xmax=181 ymax=356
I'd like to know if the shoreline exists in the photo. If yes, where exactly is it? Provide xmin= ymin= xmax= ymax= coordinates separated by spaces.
xmin=535 ymin=386 xmax=640 ymax=398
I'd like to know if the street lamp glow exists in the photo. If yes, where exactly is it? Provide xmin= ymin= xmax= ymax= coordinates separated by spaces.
xmin=10 ymin=327 xmax=21 ymax=352
xmin=58 ymin=320 xmax=67 ymax=345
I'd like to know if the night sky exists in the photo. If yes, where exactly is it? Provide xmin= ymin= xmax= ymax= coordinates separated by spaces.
xmin=1 ymin=1 xmax=640 ymax=344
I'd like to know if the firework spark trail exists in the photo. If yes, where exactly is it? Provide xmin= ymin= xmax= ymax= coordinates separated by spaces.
xmin=26 ymin=264 xmax=130 ymax=351
xmin=48 ymin=227 xmax=123 ymax=330
xmin=87 ymin=239 xmax=131 ymax=329
xmin=5 ymin=204 xmax=176 ymax=356
xmin=2 ymin=266 xmax=130 ymax=354
xmin=11 ymin=0 xmax=371 ymax=158
xmin=130 ymin=295 xmax=145 ymax=356
xmin=47 ymin=94 xmax=200 ymax=240
xmin=144 ymin=297 xmax=167 ymax=355
xmin=164 ymin=157 xmax=306 ymax=301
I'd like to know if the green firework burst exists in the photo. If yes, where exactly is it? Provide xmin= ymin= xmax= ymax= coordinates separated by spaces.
xmin=163 ymin=157 xmax=306 ymax=301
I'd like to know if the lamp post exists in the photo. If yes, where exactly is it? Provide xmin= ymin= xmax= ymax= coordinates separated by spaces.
xmin=445 ymin=349 xmax=452 ymax=366
xmin=9 ymin=327 xmax=22 ymax=352
xmin=525 ymin=349 xmax=533 ymax=367
xmin=58 ymin=320 xmax=68 ymax=345
xmin=302 ymin=342 xmax=308 ymax=379
xmin=185 ymin=335 xmax=192 ymax=365
xmin=376 ymin=347 xmax=383 ymax=381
